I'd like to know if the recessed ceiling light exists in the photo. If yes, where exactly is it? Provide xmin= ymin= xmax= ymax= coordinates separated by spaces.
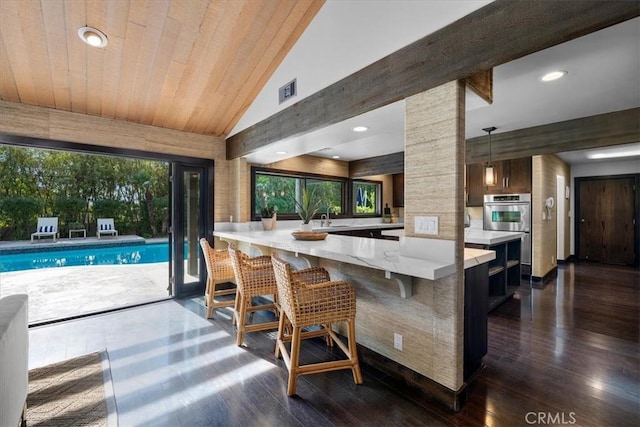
xmin=78 ymin=26 xmax=108 ymax=48
xmin=352 ymin=126 xmax=369 ymax=132
xmin=540 ymin=70 xmax=567 ymax=82
xmin=332 ymin=155 xmax=341 ymax=159
xmin=276 ymin=151 xmax=287 ymax=155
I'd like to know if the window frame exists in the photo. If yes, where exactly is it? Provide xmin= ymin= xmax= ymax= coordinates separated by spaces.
xmin=250 ymin=167 xmax=349 ymax=221
xmin=351 ymin=179 xmax=383 ymax=217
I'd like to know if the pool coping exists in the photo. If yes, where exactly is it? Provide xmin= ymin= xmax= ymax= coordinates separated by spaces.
xmin=0 ymin=235 xmax=164 ymax=254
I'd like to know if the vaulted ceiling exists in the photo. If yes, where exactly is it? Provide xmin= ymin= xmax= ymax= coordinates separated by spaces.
xmin=0 ymin=0 xmax=323 ymax=136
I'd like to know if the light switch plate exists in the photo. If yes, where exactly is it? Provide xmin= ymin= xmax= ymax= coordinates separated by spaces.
xmin=415 ymin=216 xmax=438 ymax=235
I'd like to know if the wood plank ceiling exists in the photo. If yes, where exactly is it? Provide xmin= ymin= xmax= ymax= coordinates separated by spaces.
xmin=0 ymin=0 xmax=324 ymax=136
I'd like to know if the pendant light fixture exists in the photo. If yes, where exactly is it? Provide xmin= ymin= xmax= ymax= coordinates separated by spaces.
xmin=483 ymin=126 xmax=497 ymax=186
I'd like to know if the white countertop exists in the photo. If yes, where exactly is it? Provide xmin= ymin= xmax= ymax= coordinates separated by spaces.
xmin=382 ymin=228 xmax=523 ymax=246
xmin=213 ymin=229 xmax=495 ymax=281
xmin=463 ymin=228 xmax=524 ymax=245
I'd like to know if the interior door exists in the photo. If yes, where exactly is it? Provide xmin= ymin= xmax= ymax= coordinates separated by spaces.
xmin=577 ymin=176 xmax=636 ymax=265
xmin=171 ymin=162 xmax=214 ymax=298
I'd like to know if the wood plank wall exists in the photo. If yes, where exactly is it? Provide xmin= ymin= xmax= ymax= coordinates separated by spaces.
xmin=532 ymin=154 xmax=571 ymax=278
xmin=0 ymin=100 xmax=231 ymax=222
xmin=349 ymin=152 xmax=404 ymax=178
xmin=259 ymin=154 xmax=349 ymax=177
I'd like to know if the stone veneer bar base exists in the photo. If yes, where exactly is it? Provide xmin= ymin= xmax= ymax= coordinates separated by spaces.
xmin=358 ymin=344 xmax=470 ymax=412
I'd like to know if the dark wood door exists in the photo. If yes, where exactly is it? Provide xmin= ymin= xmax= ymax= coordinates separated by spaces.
xmin=578 ymin=177 xmax=636 ymax=265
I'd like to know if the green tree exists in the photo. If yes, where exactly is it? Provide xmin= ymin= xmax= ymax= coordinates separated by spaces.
xmin=0 ymin=145 xmax=170 ymax=240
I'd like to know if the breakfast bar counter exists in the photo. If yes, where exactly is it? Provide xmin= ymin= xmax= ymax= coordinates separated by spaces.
xmin=213 ymin=229 xmax=494 ymax=280
xmin=213 ymin=227 xmax=494 ymax=410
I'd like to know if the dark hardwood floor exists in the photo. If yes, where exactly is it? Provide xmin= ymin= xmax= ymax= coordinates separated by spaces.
xmin=29 ymin=262 xmax=639 ymax=426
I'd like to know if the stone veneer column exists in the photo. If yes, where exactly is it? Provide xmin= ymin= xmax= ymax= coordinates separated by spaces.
xmin=404 ymin=80 xmax=465 ymax=390
xmin=229 ymin=157 xmax=250 ymax=223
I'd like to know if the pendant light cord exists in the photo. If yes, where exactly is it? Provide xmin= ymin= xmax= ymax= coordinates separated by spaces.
xmin=482 ymin=126 xmax=497 ymax=164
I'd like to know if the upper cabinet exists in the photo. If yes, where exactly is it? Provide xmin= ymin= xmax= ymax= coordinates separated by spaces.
xmin=466 ymin=163 xmax=486 ymax=206
xmin=500 ymin=157 xmax=532 ymax=194
xmin=466 ymin=157 xmax=532 ymax=206
xmin=392 ymin=173 xmax=404 ymax=207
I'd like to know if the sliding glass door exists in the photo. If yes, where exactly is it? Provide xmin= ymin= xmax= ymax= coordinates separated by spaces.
xmin=170 ymin=162 xmax=214 ymax=298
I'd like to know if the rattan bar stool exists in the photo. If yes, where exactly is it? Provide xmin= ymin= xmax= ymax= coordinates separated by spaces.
xmin=271 ymin=255 xmax=363 ymax=396
xmin=200 ymin=238 xmax=236 ymax=319
xmin=228 ymin=244 xmax=279 ymax=346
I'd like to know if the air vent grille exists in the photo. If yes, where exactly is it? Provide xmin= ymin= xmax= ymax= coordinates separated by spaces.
xmin=279 ymin=79 xmax=296 ymax=104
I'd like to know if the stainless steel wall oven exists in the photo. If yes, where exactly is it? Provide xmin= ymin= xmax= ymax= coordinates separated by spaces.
xmin=483 ymin=193 xmax=531 ymax=265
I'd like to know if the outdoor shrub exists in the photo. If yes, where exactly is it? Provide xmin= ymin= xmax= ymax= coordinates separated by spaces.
xmin=0 ymin=196 xmax=43 ymax=240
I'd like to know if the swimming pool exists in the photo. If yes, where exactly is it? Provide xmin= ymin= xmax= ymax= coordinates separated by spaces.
xmin=0 ymin=243 xmax=183 ymax=273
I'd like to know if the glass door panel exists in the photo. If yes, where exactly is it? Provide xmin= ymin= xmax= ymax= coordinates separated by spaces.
xmin=171 ymin=162 xmax=214 ymax=298
xmin=183 ymin=170 xmax=201 ymax=287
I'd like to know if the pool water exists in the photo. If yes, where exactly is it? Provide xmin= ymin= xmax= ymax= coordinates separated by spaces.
xmin=0 ymin=243 xmax=182 ymax=273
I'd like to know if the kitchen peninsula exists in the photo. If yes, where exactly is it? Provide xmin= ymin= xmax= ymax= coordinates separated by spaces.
xmin=213 ymin=226 xmax=495 ymax=410
xmin=383 ymin=227 xmax=524 ymax=311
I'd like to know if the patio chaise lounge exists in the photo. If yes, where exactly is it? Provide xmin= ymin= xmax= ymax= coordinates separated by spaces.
xmin=31 ymin=217 xmax=59 ymax=242
xmin=97 ymin=218 xmax=118 ymax=239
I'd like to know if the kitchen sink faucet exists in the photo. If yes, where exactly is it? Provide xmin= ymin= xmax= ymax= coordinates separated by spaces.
xmin=320 ymin=207 xmax=332 ymax=227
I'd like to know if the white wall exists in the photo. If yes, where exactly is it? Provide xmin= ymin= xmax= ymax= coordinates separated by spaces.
xmin=569 ymin=158 xmax=640 ymax=254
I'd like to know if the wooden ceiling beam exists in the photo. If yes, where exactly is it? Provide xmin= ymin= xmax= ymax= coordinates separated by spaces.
xmin=345 ymin=107 xmax=639 ymax=172
xmin=466 ymin=107 xmax=640 ymax=164
xmin=227 ymin=0 xmax=639 ymax=160
xmin=348 ymin=108 xmax=640 ymax=170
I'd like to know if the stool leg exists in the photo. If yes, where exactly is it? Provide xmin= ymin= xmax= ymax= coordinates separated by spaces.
xmin=324 ymin=323 xmax=334 ymax=347
xmin=205 ymin=277 xmax=214 ymax=318
xmin=232 ymin=288 xmax=240 ymax=326
xmin=236 ymin=293 xmax=248 ymax=346
xmin=348 ymin=319 xmax=363 ymax=384
xmin=275 ymin=311 xmax=287 ymax=358
xmin=287 ymin=326 xmax=302 ymax=396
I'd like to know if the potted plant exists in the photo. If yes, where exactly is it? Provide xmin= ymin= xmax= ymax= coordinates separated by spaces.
xmin=260 ymin=205 xmax=277 ymax=231
xmin=294 ymin=187 xmax=321 ymax=231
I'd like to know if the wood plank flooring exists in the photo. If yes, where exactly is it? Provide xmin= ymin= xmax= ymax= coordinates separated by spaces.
xmin=28 ymin=262 xmax=639 ymax=426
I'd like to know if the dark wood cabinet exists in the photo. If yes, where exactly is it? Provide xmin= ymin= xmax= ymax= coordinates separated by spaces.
xmin=486 ymin=157 xmax=532 ymax=195
xmin=466 ymin=157 xmax=532 ymax=207
xmin=504 ymin=157 xmax=532 ymax=194
xmin=466 ymin=163 xmax=485 ymax=207
xmin=392 ymin=173 xmax=404 ymax=207
xmin=465 ymin=238 xmax=521 ymax=312
xmin=464 ymin=262 xmax=488 ymax=381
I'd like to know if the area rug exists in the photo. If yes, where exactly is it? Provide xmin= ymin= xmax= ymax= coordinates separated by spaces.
xmin=27 ymin=350 xmax=118 ymax=427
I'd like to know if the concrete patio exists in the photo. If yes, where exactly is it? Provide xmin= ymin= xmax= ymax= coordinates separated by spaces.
xmin=0 ymin=236 xmax=182 ymax=324
xmin=0 ymin=262 xmax=171 ymax=324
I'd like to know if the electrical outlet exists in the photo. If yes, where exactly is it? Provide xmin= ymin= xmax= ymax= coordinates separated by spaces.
xmin=394 ymin=333 xmax=403 ymax=351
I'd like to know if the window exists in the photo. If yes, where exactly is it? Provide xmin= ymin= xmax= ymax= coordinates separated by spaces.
xmin=353 ymin=180 xmax=381 ymax=215
xmin=251 ymin=167 xmax=382 ymax=220
xmin=252 ymin=168 xmax=347 ymax=220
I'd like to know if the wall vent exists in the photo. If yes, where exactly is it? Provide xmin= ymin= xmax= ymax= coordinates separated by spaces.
xmin=279 ymin=79 xmax=297 ymax=104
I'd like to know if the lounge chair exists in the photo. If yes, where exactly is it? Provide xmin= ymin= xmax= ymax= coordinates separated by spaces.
xmin=31 ymin=217 xmax=59 ymax=242
xmin=97 ymin=218 xmax=118 ymax=239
